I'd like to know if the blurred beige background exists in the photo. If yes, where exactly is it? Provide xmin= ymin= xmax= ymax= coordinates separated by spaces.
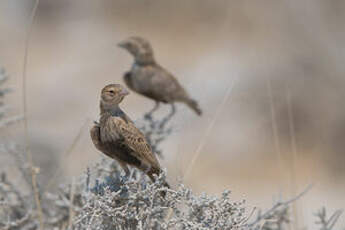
xmin=0 ymin=0 xmax=344 ymax=228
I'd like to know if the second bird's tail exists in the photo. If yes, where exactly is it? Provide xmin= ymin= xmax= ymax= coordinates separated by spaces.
xmin=185 ymin=98 xmax=202 ymax=116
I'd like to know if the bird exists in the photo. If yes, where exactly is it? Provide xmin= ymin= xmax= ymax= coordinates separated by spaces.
xmin=90 ymin=84 xmax=169 ymax=194
xmin=118 ymin=36 xmax=202 ymax=119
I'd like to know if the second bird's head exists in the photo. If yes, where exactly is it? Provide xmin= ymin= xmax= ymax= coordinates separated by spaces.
xmin=118 ymin=37 xmax=155 ymax=64
xmin=101 ymin=84 xmax=129 ymax=106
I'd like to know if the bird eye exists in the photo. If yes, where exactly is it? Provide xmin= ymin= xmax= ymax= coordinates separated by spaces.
xmin=109 ymin=90 xmax=115 ymax=94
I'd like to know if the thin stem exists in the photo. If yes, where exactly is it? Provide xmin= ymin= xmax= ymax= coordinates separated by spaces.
xmin=248 ymin=184 xmax=313 ymax=227
xmin=68 ymin=177 xmax=76 ymax=228
xmin=183 ymin=76 xmax=237 ymax=180
xmin=266 ymin=76 xmax=284 ymax=193
xmin=22 ymin=0 xmax=43 ymax=229
xmin=286 ymin=85 xmax=300 ymax=229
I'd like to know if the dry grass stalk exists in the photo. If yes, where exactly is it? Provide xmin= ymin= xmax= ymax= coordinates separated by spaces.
xmin=286 ymin=85 xmax=300 ymax=229
xmin=266 ymin=76 xmax=284 ymax=194
xmin=68 ymin=177 xmax=76 ymax=228
xmin=21 ymin=0 xmax=43 ymax=228
xmin=183 ymin=76 xmax=237 ymax=181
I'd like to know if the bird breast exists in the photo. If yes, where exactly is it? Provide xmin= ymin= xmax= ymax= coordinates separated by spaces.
xmin=130 ymin=66 xmax=154 ymax=92
xmin=100 ymin=117 xmax=121 ymax=143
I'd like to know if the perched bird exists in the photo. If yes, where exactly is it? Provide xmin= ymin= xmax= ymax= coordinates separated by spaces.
xmin=90 ymin=84 xmax=169 ymax=192
xmin=118 ymin=36 xmax=202 ymax=118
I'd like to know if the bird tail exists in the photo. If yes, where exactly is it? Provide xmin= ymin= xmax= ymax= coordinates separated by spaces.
xmin=185 ymin=98 xmax=202 ymax=116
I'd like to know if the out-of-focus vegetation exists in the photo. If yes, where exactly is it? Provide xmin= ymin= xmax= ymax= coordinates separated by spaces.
xmin=0 ymin=0 xmax=345 ymax=229
xmin=0 ymin=69 xmax=342 ymax=229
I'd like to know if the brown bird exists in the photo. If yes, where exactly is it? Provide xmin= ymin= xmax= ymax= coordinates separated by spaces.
xmin=118 ymin=36 xmax=202 ymax=118
xmin=90 ymin=84 xmax=169 ymax=190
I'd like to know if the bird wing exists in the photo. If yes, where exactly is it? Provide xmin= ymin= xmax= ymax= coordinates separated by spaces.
xmin=110 ymin=116 xmax=161 ymax=169
xmin=142 ymin=65 xmax=189 ymax=102
xmin=91 ymin=121 xmax=142 ymax=166
xmin=90 ymin=123 xmax=104 ymax=152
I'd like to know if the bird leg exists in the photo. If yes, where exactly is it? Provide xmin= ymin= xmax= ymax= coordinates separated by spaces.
xmin=144 ymin=101 xmax=160 ymax=120
xmin=159 ymin=103 xmax=176 ymax=129
xmin=118 ymin=161 xmax=130 ymax=181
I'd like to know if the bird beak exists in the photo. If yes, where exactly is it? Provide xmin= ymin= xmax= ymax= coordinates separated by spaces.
xmin=120 ymin=88 xmax=129 ymax=96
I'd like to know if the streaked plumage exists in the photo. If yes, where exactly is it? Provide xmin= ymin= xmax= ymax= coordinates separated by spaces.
xmin=118 ymin=36 xmax=202 ymax=116
xmin=90 ymin=84 xmax=168 ymax=188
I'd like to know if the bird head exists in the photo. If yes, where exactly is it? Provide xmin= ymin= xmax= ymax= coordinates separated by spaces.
xmin=118 ymin=37 xmax=155 ymax=65
xmin=101 ymin=84 xmax=129 ymax=106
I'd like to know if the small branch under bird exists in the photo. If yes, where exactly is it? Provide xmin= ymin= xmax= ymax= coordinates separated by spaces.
xmin=90 ymin=84 xmax=169 ymax=195
xmin=118 ymin=36 xmax=202 ymax=119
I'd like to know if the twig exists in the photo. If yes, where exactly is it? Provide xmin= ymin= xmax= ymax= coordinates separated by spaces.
xmin=3 ymin=142 xmax=34 ymax=187
xmin=22 ymin=0 xmax=43 ymax=229
xmin=239 ymin=207 xmax=257 ymax=225
xmin=68 ymin=177 xmax=76 ymax=228
xmin=141 ymin=113 xmax=173 ymax=158
xmin=327 ymin=210 xmax=343 ymax=230
xmin=0 ymin=172 xmax=26 ymax=209
xmin=247 ymin=184 xmax=313 ymax=228
xmin=315 ymin=207 xmax=343 ymax=230
xmin=2 ymin=212 xmax=34 ymax=230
